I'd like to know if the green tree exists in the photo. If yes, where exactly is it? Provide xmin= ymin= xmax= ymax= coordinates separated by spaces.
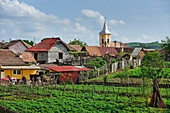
xmin=161 ymin=36 xmax=170 ymax=55
xmin=68 ymin=39 xmax=88 ymax=48
xmin=141 ymin=52 xmax=166 ymax=108
xmin=23 ymin=40 xmax=34 ymax=46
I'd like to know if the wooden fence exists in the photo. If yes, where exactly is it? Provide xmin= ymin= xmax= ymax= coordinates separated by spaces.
xmin=78 ymin=59 xmax=141 ymax=81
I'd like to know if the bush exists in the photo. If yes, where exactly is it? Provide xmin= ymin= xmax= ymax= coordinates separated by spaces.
xmin=84 ymin=57 xmax=108 ymax=68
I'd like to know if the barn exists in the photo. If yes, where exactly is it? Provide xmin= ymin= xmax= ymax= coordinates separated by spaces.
xmin=46 ymin=66 xmax=90 ymax=83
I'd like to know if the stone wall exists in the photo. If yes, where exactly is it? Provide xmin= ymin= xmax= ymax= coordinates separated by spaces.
xmin=48 ymin=42 xmax=69 ymax=63
xmin=38 ymin=51 xmax=48 ymax=63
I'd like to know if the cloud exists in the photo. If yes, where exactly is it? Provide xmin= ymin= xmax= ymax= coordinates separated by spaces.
xmin=81 ymin=9 xmax=125 ymax=25
xmin=137 ymin=34 xmax=152 ymax=42
xmin=120 ymin=36 xmax=129 ymax=42
xmin=0 ymin=0 xmax=72 ymax=42
xmin=0 ymin=29 xmax=6 ymax=35
xmin=0 ymin=0 xmax=70 ymax=25
xmin=142 ymin=34 xmax=152 ymax=39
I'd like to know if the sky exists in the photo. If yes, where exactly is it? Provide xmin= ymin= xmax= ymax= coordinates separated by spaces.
xmin=0 ymin=0 xmax=170 ymax=46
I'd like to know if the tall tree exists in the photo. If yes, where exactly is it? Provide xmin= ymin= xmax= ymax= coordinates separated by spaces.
xmin=161 ymin=36 xmax=170 ymax=55
xmin=141 ymin=52 xmax=166 ymax=108
xmin=68 ymin=39 xmax=88 ymax=48
xmin=23 ymin=40 xmax=34 ymax=46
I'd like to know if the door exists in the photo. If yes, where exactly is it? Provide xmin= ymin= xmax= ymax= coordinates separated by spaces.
xmin=34 ymin=53 xmax=38 ymax=60
xmin=1 ymin=70 xmax=5 ymax=78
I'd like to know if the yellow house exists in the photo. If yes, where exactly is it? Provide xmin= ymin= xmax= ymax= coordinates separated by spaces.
xmin=0 ymin=49 xmax=40 ymax=80
xmin=0 ymin=66 xmax=40 ymax=80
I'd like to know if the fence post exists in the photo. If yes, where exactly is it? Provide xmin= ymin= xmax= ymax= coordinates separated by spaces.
xmin=75 ymin=85 xmax=79 ymax=98
xmin=116 ymin=88 xmax=120 ymax=103
xmin=131 ymin=89 xmax=134 ymax=105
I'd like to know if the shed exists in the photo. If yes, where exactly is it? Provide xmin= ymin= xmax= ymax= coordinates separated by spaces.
xmin=46 ymin=66 xmax=90 ymax=83
xmin=131 ymin=48 xmax=145 ymax=59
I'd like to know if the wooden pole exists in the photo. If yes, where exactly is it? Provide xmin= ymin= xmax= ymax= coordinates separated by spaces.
xmin=131 ymin=89 xmax=134 ymax=105
xmin=104 ymin=87 xmax=108 ymax=101
xmin=116 ymin=88 xmax=120 ymax=103
xmin=75 ymin=85 xmax=79 ymax=98
xmin=62 ymin=83 xmax=66 ymax=96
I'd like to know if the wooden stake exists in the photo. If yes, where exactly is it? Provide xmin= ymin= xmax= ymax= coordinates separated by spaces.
xmin=75 ymin=85 xmax=79 ymax=98
xmin=104 ymin=87 xmax=108 ymax=101
xmin=92 ymin=86 xmax=94 ymax=100
xmin=62 ymin=84 xmax=66 ymax=96
xmin=166 ymin=88 xmax=168 ymax=99
xmin=72 ymin=82 xmax=75 ymax=92
xmin=131 ymin=89 xmax=134 ymax=105
xmin=116 ymin=88 xmax=120 ymax=103
xmin=113 ymin=85 xmax=115 ymax=94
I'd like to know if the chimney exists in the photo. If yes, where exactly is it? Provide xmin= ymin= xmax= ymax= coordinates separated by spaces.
xmin=114 ymin=41 xmax=116 ymax=47
xmin=120 ymin=47 xmax=124 ymax=53
xmin=2 ymin=40 xmax=5 ymax=43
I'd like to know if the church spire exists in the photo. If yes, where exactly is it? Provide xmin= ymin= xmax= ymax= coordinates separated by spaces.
xmin=99 ymin=17 xmax=111 ymax=34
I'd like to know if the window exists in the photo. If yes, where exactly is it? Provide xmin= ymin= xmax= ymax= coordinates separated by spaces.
xmin=59 ymin=53 xmax=63 ymax=59
xmin=107 ymin=39 xmax=109 ymax=43
xmin=13 ymin=70 xmax=21 ymax=75
xmin=102 ymin=39 xmax=104 ymax=44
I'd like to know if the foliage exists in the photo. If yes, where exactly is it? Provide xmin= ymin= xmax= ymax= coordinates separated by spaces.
xmin=23 ymin=40 xmax=34 ymax=46
xmin=161 ymin=36 xmax=170 ymax=55
xmin=141 ymin=52 xmax=165 ymax=78
xmin=68 ymin=39 xmax=88 ymax=48
xmin=84 ymin=57 xmax=108 ymax=68
xmin=127 ymin=41 xmax=162 ymax=49
xmin=111 ymin=58 xmax=117 ymax=63
xmin=0 ymin=85 xmax=169 ymax=113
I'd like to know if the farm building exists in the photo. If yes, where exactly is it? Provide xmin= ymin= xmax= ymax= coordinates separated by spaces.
xmin=0 ymin=49 xmax=40 ymax=80
xmin=131 ymin=48 xmax=145 ymax=59
xmin=46 ymin=66 xmax=90 ymax=83
xmin=26 ymin=38 xmax=74 ymax=64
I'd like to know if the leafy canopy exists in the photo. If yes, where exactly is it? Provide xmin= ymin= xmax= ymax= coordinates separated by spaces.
xmin=23 ymin=40 xmax=34 ymax=46
xmin=141 ymin=52 xmax=165 ymax=78
xmin=161 ymin=36 xmax=170 ymax=55
xmin=68 ymin=39 xmax=88 ymax=48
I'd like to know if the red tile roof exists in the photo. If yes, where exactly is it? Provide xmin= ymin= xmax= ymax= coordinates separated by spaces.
xmin=69 ymin=45 xmax=82 ymax=52
xmin=99 ymin=47 xmax=118 ymax=56
xmin=26 ymin=38 xmax=60 ymax=51
xmin=46 ymin=66 xmax=90 ymax=72
xmin=116 ymin=47 xmax=134 ymax=53
xmin=82 ymin=46 xmax=102 ymax=56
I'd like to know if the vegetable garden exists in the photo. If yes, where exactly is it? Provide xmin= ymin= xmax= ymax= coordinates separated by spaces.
xmin=0 ymin=82 xmax=169 ymax=112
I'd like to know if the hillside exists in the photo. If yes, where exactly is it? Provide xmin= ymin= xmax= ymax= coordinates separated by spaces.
xmin=127 ymin=41 xmax=162 ymax=49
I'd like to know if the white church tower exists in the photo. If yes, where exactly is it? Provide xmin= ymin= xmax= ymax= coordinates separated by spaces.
xmin=99 ymin=18 xmax=111 ymax=47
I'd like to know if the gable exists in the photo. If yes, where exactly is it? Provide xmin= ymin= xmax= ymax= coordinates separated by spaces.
xmin=9 ymin=41 xmax=28 ymax=53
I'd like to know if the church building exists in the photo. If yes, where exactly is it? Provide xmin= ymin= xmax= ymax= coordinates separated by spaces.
xmin=99 ymin=18 xmax=130 ymax=48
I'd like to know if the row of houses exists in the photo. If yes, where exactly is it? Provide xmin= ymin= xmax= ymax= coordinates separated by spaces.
xmin=0 ymin=38 xmax=159 ymax=85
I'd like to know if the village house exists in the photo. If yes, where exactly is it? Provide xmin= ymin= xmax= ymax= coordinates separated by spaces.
xmin=69 ymin=45 xmax=82 ymax=52
xmin=0 ymin=39 xmax=32 ymax=53
xmin=0 ymin=49 xmax=40 ymax=81
xmin=46 ymin=66 xmax=90 ymax=83
xmin=81 ymin=46 xmax=118 ymax=60
xmin=131 ymin=48 xmax=145 ymax=59
xmin=26 ymin=38 xmax=74 ymax=64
